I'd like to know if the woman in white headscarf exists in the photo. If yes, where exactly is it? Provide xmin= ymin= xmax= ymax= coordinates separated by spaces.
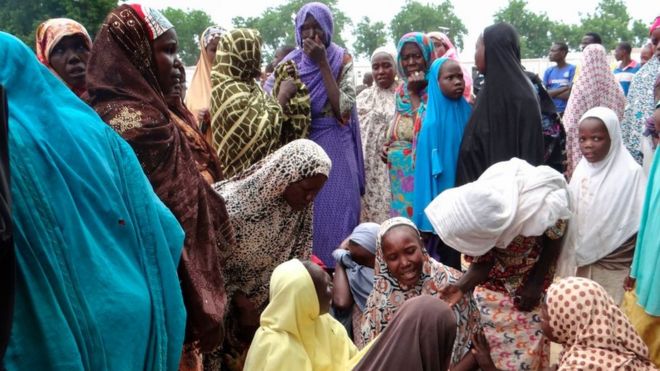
xmin=425 ymin=158 xmax=571 ymax=370
xmin=356 ymin=46 xmax=399 ymax=223
xmin=561 ymin=107 xmax=646 ymax=304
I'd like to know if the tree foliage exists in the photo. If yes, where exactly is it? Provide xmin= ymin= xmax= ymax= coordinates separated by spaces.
xmin=390 ymin=1 xmax=467 ymax=49
xmin=161 ymin=7 xmax=214 ymax=66
xmin=493 ymin=0 xmax=556 ymax=58
xmin=494 ymin=0 xmax=651 ymax=58
xmin=232 ymin=0 xmax=351 ymax=63
xmin=353 ymin=17 xmax=390 ymax=59
xmin=0 ymin=0 xmax=116 ymax=48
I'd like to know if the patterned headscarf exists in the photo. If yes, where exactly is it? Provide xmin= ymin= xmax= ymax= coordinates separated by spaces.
xmin=210 ymin=28 xmax=311 ymax=178
xmin=546 ymin=277 xmax=655 ymax=370
xmin=394 ymin=32 xmax=436 ymax=117
xmin=203 ymin=26 xmax=225 ymax=46
xmin=86 ymin=4 xmax=233 ymax=351
xmin=360 ymin=217 xmax=479 ymax=365
xmin=35 ymin=18 xmax=92 ymax=96
xmin=128 ymin=4 xmax=173 ymax=40
xmin=213 ymin=139 xmax=331 ymax=311
xmin=563 ymin=44 xmax=626 ymax=176
xmin=35 ymin=18 xmax=91 ymax=67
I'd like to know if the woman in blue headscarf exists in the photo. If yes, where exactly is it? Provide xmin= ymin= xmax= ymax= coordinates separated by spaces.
xmin=384 ymin=32 xmax=436 ymax=221
xmin=0 ymin=31 xmax=185 ymax=370
xmin=267 ymin=2 xmax=365 ymax=268
xmin=412 ymin=57 xmax=471 ymax=269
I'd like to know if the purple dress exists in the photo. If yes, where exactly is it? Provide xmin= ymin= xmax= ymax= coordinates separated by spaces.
xmin=270 ymin=2 xmax=364 ymax=266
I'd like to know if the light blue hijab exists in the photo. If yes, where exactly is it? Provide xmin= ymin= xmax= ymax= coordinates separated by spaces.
xmin=413 ymin=58 xmax=472 ymax=232
xmin=1 ymin=32 xmax=186 ymax=370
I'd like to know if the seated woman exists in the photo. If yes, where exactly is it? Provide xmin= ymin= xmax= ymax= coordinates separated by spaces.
xmin=359 ymin=217 xmax=480 ymax=367
xmin=86 ymin=3 xmax=234 ymax=361
xmin=425 ymin=158 xmax=571 ymax=370
xmin=210 ymin=28 xmax=311 ymax=178
xmin=332 ymin=222 xmax=379 ymax=343
xmin=2 ymin=31 xmax=185 ymax=370
xmin=473 ymin=277 xmax=657 ymax=370
xmin=208 ymin=139 xmax=331 ymax=370
xmin=245 ymin=259 xmax=459 ymax=371
xmin=35 ymin=18 xmax=92 ymax=97
xmin=561 ymin=107 xmax=646 ymax=304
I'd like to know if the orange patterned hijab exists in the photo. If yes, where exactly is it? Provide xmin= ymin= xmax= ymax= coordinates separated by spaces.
xmin=35 ymin=18 xmax=91 ymax=67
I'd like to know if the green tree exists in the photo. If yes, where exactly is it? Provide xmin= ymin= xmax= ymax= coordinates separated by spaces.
xmin=353 ymin=17 xmax=389 ymax=59
xmin=0 ymin=0 xmax=115 ymax=48
xmin=233 ymin=0 xmax=351 ymax=63
xmin=493 ymin=0 xmax=557 ymax=58
xmin=161 ymin=7 xmax=214 ymax=66
xmin=390 ymin=1 xmax=467 ymax=49
xmin=577 ymin=0 xmax=650 ymax=49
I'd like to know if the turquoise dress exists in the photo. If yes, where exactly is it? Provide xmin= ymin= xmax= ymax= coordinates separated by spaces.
xmin=1 ymin=32 xmax=186 ymax=370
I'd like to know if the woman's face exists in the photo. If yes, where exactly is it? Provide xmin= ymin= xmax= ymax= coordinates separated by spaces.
xmin=300 ymin=15 xmax=325 ymax=44
xmin=205 ymin=36 xmax=220 ymax=63
xmin=283 ymin=173 xmax=327 ymax=211
xmin=431 ymin=36 xmax=447 ymax=57
xmin=400 ymin=42 xmax=426 ymax=80
xmin=48 ymin=34 xmax=90 ymax=90
xmin=371 ymin=52 xmax=396 ymax=89
xmin=652 ymin=28 xmax=660 ymax=59
xmin=474 ymin=35 xmax=486 ymax=74
xmin=380 ymin=226 xmax=425 ymax=288
xmin=578 ymin=117 xmax=611 ymax=163
xmin=438 ymin=60 xmax=465 ymax=100
xmin=153 ymin=28 xmax=180 ymax=94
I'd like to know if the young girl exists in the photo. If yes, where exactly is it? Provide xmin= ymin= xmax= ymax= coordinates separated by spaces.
xmin=413 ymin=58 xmax=471 ymax=269
xmin=560 ymin=107 xmax=647 ymax=304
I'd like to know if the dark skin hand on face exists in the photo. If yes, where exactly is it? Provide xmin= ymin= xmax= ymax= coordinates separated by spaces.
xmin=430 ymin=36 xmax=447 ymax=58
xmin=205 ymin=36 xmax=220 ymax=64
xmin=300 ymin=15 xmax=343 ymax=122
xmin=48 ymin=34 xmax=90 ymax=91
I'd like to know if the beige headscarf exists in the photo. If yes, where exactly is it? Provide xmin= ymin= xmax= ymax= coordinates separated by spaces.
xmin=185 ymin=26 xmax=225 ymax=117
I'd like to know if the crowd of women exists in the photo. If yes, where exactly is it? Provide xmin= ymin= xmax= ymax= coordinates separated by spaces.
xmin=1 ymin=1 xmax=660 ymax=370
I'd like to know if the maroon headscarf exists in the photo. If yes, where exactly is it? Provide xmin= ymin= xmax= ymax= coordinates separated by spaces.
xmin=86 ymin=4 xmax=233 ymax=351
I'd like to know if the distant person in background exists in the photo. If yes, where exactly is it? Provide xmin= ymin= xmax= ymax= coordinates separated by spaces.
xmin=580 ymin=31 xmax=602 ymax=50
xmin=35 ymin=18 xmax=92 ymax=97
xmin=185 ymin=26 xmax=225 ymax=141
xmin=273 ymin=45 xmax=296 ymax=67
xmin=640 ymin=42 xmax=654 ymax=66
xmin=613 ymin=41 xmax=641 ymax=96
xmin=357 ymin=47 xmax=398 ymax=223
xmin=543 ymin=42 xmax=575 ymax=116
xmin=356 ymin=72 xmax=373 ymax=96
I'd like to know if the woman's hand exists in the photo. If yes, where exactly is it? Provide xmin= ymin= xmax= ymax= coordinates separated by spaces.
xmin=515 ymin=280 xmax=543 ymax=312
xmin=302 ymin=35 xmax=327 ymax=65
xmin=380 ymin=142 xmax=390 ymax=164
xmin=407 ymin=70 xmax=428 ymax=95
xmin=439 ymin=283 xmax=464 ymax=307
xmin=623 ymin=276 xmax=636 ymax=292
xmin=277 ymin=79 xmax=297 ymax=106
xmin=471 ymin=330 xmax=501 ymax=371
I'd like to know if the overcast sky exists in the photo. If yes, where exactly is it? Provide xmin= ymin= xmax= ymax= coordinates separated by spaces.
xmin=139 ymin=0 xmax=653 ymax=62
